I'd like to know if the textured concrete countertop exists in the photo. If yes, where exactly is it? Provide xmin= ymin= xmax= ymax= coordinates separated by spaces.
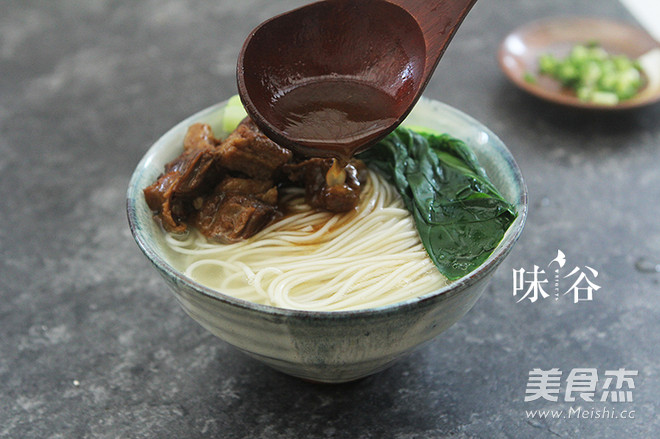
xmin=1 ymin=1 xmax=658 ymax=438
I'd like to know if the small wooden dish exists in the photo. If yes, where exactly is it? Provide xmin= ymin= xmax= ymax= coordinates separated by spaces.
xmin=498 ymin=17 xmax=660 ymax=110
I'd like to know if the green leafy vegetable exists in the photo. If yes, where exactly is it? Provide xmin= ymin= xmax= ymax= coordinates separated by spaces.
xmin=222 ymin=94 xmax=248 ymax=132
xmin=358 ymin=128 xmax=517 ymax=280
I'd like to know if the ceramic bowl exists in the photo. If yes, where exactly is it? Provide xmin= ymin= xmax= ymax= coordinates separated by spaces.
xmin=126 ymin=97 xmax=527 ymax=383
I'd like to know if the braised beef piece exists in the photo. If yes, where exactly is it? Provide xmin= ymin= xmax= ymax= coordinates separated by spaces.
xmin=144 ymin=116 xmax=366 ymax=241
xmin=218 ymin=118 xmax=292 ymax=179
xmin=283 ymin=158 xmax=364 ymax=212
xmin=184 ymin=123 xmax=215 ymax=151
xmin=143 ymin=123 xmax=222 ymax=232
xmin=193 ymin=177 xmax=278 ymax=243
xmin=214 ymin=176 xmax=278 ymax=204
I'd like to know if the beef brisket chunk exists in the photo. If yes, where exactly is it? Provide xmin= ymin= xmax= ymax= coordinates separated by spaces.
xmin=143 ymin=123 xmax=223 ymax=233
xmin=192 ymin=177 xmax=279 ymax=243
xmin=283 ymin=158 xmax=364 ymax=212
xmin=184 ymin=122 xmax=216 ymax=151
xmin=218 ymin=118 xmax=292 ymax=179
xmin=215 ymin=177 xmax=278 ymax=205
xmin=144 ymin=116 xmax=366 ymax=242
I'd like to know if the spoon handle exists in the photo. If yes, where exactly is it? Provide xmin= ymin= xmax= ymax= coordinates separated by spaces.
xmin=388 ymin=0 xmax=478 ymax=79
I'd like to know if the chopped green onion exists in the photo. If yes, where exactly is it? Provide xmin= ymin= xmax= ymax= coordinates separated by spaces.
xmin=535 ymin=42 xmax=644 ymax=105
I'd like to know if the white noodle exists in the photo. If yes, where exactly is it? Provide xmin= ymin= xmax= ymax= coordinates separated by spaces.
xmin=163 ymin=171 xmax=449 ymax=311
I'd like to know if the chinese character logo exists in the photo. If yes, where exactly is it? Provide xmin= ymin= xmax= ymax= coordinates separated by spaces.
xmin=524 ymin=368 xmax=638 ymax=402
xmin=525 ymin=368 xmax=562 ymax=401
xmin=601 ymin=368 xmax=638 ymax=402
xmin=514 ymin=250 xmax=601 ymax=303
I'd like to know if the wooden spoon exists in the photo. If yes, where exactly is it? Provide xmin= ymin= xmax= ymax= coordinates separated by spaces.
xmin=237 ymin=0 xmax=478 ymax=159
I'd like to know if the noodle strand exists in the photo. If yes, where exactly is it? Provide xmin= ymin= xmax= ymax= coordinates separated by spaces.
xmin=163 ymin=171 xmax=448 ymax=310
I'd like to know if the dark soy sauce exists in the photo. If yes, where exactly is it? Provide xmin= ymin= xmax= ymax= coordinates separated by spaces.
xmin=269 ymin=79 xmax=399 ymax=160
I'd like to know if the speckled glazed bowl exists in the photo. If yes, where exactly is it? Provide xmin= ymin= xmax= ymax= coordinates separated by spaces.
xmin=127 ymin=97 xmax=527 ymax=383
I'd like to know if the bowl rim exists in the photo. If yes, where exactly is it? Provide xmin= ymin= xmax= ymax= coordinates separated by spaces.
xmin=126 ymin=97 xmax=528 ymax=319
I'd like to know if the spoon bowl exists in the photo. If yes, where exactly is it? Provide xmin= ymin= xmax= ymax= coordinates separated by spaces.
xmin=237 ymin=0 xmax=477 ymax=158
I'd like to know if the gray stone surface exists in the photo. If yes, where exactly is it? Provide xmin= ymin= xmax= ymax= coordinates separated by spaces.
xmin=1 ymin=0 xmax=658 ymax=438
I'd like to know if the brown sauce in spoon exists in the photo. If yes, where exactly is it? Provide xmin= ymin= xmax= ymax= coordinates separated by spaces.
xmin=268 ymin=78 xmax=400 ymax=160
